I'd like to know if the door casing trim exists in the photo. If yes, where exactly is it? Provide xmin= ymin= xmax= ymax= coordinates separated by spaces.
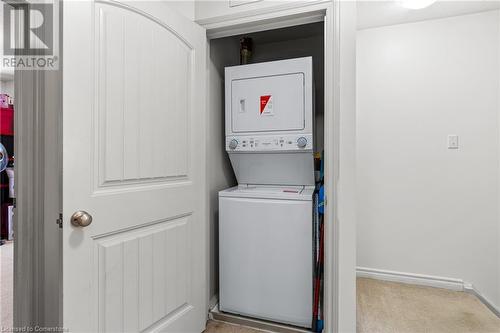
xmin=200 ymin=1 xmax=356 ymax=331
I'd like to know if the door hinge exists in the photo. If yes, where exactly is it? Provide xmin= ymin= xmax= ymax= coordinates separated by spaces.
xmin=56 ymin=213 xmax=63 ymax=229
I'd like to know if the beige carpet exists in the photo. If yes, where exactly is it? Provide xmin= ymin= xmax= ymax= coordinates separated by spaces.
xmin=0 ymin=241 xmax=13 ymax=330
xmin=357 ymin=277 xmax=500 ymax=333
xmin=206 ymin=278 xmax=500 ymax=333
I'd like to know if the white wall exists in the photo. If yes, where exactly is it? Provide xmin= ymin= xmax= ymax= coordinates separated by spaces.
xmin=357 ymin=10 xmax=500 ymax=309
xmin=164 ymin=1 xmax=195 ymax=21
xmin=0 ymin=80 xmax=15 ymax=98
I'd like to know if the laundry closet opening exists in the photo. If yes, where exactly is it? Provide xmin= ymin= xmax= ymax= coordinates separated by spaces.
xmin=207 ymin=21 xmax=326 ymax=332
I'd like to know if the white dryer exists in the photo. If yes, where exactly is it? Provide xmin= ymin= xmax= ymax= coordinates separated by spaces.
xmin=225 ymin=57 xmax=314 ymax=186
xmin=219 ymin=185 xmax=314 ymax=327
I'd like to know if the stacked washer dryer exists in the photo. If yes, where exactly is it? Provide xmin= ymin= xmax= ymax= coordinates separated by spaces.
xmin=219 ymin=57 xmax=315 ymax=328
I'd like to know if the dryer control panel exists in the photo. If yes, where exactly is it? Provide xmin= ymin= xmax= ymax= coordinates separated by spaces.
xmin=226 ymin=134 xmax=313 ymax=152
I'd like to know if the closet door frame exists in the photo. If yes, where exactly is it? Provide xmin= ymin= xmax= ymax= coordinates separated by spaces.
xmin=200 ymin=1 xmax=357 ymax=332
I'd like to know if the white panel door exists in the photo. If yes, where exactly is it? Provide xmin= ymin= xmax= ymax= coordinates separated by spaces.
xmin=62 ymin=1 xmax=207 ymax=332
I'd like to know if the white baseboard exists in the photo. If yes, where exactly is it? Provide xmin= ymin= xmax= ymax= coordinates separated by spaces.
xmin=356 ymin=266 xmax=500 ymax=318
xmin=357 ymin=266 xmax=464 ymax=291
xmin=463 ymin=283 xmax=500 ymax=318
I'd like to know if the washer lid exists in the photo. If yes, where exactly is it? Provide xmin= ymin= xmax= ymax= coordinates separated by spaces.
xmin=219 ymin=185 xmax=314 ymax=201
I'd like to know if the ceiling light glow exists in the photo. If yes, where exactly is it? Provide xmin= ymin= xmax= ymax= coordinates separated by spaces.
xmin=399 ymin=0 xmax=438 ymax=10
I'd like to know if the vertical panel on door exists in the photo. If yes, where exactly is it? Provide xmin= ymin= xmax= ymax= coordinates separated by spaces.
xmin=95 ymin=3 xmax=192 ymax=188
xmin=95 ymin=216 xmax=191 ymax=332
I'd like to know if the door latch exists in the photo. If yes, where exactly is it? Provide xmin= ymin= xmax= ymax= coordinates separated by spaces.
xmin=56 ymin=213 xmax=63 ymax=229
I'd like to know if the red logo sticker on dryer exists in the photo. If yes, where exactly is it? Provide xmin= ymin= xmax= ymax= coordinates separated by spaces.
xmin=260 ymin=95 xmax=273 ymax=115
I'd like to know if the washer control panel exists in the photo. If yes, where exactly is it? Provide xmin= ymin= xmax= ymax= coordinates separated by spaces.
xmin=226 ymin=134 xmax=313 ymax=152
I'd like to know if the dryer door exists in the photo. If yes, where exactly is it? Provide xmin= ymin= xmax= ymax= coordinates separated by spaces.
xmin=230 ymin=73 xmax=305 ymax=133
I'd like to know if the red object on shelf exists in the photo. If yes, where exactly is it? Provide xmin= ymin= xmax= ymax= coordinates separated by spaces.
xmin=1 ymin=202 xmax=12 ymax=239
xmin=0 ymin=107 xmax=14 ymax=136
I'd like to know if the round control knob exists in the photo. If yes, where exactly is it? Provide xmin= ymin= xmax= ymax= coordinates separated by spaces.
xmin=297 ymin=137 xmax=308 ymax=148
xmin=229 ymin=139 xmax=238 ymax=150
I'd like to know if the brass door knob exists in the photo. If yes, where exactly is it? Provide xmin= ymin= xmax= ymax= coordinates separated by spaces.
xmin=70 ymin=211 xmax=93 ymax=227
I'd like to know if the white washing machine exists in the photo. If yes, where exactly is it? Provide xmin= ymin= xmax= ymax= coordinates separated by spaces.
xmin=219 ymin=185 xmax=313 ymax=327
